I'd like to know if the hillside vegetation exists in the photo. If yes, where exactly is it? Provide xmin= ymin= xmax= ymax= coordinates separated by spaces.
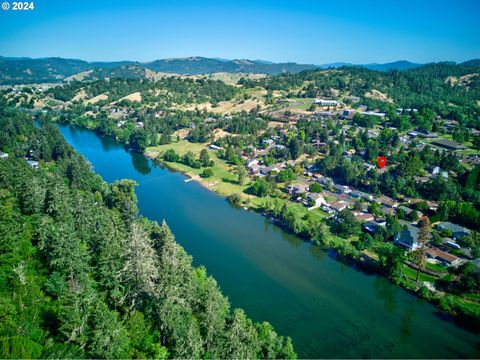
xmin=0 ymin=105 xmax=296 ymax=359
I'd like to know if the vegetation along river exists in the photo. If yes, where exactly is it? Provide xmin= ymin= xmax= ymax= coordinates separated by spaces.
xmin=58 ymin=124 xmax=480 ymax=359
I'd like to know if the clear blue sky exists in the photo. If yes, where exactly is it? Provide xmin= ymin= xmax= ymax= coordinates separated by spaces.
xmin=0 ymin=0 xmax=479 ymax=64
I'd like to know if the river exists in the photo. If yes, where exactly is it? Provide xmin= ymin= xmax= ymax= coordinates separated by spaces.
xmin=58 ymin=124 xmax=479 ymax=358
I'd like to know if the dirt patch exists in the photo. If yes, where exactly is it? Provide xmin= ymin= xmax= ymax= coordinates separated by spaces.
xmin=72 ymin=89 xmax=87 ymax=102
xmin=175 ymin=98 xmax=261 ymax=115
xmin=85 ymin=93 xmax=108 ymax=104
xmin=365 ymin=89 xmax=393 ymax=103
xmin=212 ymin=128 xmax=236 ymax=140
xmin=446 ymin=73 xmax=479 ymax=87
xmin=65 ymin=70 xmax=93 ymax=82
xmin=268 ymin=121 xmax=287 ymax=128
xmin=172 ymin=129 xmax=190 ymax=140
xmin=115 ymin=91 xmax=142 ymax=103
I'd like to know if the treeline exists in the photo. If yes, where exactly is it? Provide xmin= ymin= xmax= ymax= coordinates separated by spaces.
xmin=0 ymin=106 xmax=296 ymax=358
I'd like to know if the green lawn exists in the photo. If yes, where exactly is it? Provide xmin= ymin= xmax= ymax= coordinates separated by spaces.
xmin=424 ymin=261 xmax=447 ymax=274
xmin=146 ymin=141 xmax=250 ymax=197
xmin=402 ymin=265 xmax=438 ymax=283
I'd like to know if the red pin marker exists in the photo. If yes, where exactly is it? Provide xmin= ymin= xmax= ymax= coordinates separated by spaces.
xmin=377 ymin=156 xmax=387 ymax=169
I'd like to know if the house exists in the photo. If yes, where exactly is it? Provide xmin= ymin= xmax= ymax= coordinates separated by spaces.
xmin=380 ymin=206 xmax=395 ymax=216
xmin=287 ymin=183 xmax=308 ymax=195
xmin=255 ymin=148 xmax=270 ymax=157
xmin=397 ymin=205 xmax=422 ymax=219
xmin=361 ymin=111 xmax=386 ymax=118
xmin=413 ymin=175 xmax=431 ymax=184
xmin=209 ymin=144 xmax=221 ymax=151
xmin=376 ymin=195 xmax=400 ymax=209
xmin=431 ymin=139 xmax=466 ymax=150
xmin=362 ymin=220 xmax=384 ymax=235
xmin=363 ymin=162 xmax=376 ymax=171
xmin=262 ymin=139 xmax=274 ymax=146
xmin=26 ymin=160 xmax=39 ymax=169
xmin=471 ymin=129 xmax=480 ymax=137
xmin=248 ymin=164 xmax=261 ymax=176
xmin=342 ymin=109 xmax=357 ymax=120
xmin=314 ymin=98 xmax=338 ymax=107
xmin=462 ymin=155 xmax=480 ymax=166
xmin=316 ymin=176 xmax=332 ymax=187
xmin=245 ymin=158 xmax=259 ymax=168
xmin=136 ymin=122 xmax=144 ymax=129
xmin=425 ymin=248 xmax=461 ymax=267
xmin=394 ymin=222 xmax=421 ymax=251
xmin=260 ymin=164 xmax=282 ymax=176
xmin=436 ymin=222 xmax=470 ymax=240
xmin=333 ymin=184 xmax=352 ymax=194
xmin=349 ymin=190 xmax=373 ymax=201
xmin=328 ymin=200 xmax=349 ymax=212
xmin=0 ymin=151 xmax=8 ymax=159
xmin=306 ymin=193 xmax=326 ymax=207
xmin=367 ymin=130 xmax=380 ymax=138
xmin=416 ymin=129 xmax=438 ymax=138
xmin=352 ymin=211 xmax=375 ymax=222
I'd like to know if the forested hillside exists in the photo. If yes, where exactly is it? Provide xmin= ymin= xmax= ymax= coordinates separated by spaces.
xmin=0 ymin=56 xmax=318 ymax=84
xmin=0 ymin=105 xmax=296 ymax=359
xmin=244 ymin=61 xmax=480 ymax=114
xmin=46 ymin=77 xmax=238 ymax=104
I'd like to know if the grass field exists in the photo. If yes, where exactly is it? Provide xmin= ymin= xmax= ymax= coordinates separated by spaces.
xmin=146 ymin=141 xmax=251 ymax=197
xmin=402 ymin=265 xmax=439 ymax=283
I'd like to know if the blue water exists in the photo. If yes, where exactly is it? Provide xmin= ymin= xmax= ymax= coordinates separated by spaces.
xmin=59 ymin=124 xmax=480 ymax=358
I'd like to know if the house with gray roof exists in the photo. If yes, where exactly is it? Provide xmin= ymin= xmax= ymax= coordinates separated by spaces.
xmin=436 ymin=222 xmax=470 ymax=240
xmin=394 ymin=221 xmax=421 ymax=251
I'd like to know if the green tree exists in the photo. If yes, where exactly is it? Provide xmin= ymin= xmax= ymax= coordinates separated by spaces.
xmin=199 ymin=148 xmax=211 ymax=167
xmin=309 ymin=182 xmax=322 ymax=193
xmin=288 ymin=137 xmax=302 ymax=160
xmin=163 ymin=149 xmax=180 ymax=162
xmin=129 ymin=129 xmax=148 ymax=152
xmin=249 ymin=178 xmax=274 ymax=197
xmin=377 ymin=243 xmax=405 ymax=278
xmin=201 ymin=168 xmax=214 ymax=178
xmin=236 ymin=166 xmax=248 ymax=185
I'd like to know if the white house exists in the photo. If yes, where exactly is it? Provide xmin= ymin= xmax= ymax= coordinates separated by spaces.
xmin=314 ymin=98 xmax=338 ymax=107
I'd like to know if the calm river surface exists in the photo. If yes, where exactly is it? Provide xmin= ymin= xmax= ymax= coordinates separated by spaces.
xmin=58 ymin=124 xmax=480 ymax=358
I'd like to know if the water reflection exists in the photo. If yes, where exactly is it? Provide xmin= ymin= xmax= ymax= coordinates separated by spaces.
xmin=98 ymin=132 xmax=122 ymax=152
xmin=373 ymin=276 xmax=398 ymax=314
xmin=308 ymin=244 xmax=327 ymax=262
xmin=131 ymin=151 xmax=152 ymax=175
xmin=399 ymin=300 xmax=415 ymax=343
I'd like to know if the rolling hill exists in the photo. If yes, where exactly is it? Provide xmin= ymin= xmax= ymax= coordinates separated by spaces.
xmin=0 ymin=55 xmax=478 ymax=85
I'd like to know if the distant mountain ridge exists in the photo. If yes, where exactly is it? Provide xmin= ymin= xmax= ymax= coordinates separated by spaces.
xmin=0 ymin=55 xmax=477 ymax=85
xmin=362 ymin=60 xmax=422 ymax=71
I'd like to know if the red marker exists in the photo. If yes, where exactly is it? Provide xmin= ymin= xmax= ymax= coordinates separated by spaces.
xmin=377 ymin=156 xmax=387 ymax=169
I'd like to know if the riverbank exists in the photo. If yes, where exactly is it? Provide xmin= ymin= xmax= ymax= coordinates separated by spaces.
xmin=56 ymin=122 xmax=480 ymax=358
xmin=145 ymin=144 xmax=480 ymax=331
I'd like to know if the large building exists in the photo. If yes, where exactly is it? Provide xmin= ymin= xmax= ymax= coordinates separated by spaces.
xmin=314 ymin=98 xmax=338 ymax=107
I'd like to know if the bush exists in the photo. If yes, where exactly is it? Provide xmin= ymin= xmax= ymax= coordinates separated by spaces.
xmin=309 ymin=182 xmax=322 ymax=193
xmin=163 ymin=149 xmax=179 ymax=162
xmin=200 ymin=168 xmax=213 ymax=178
xmin=227 ymin=193 xmax=242 ymax=207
